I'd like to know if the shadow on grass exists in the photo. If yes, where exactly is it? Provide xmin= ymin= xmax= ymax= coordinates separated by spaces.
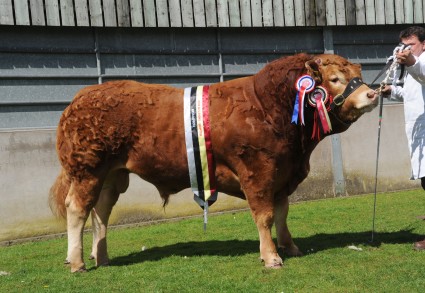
xmin=109 ymin=229 xmax=422 ymax=267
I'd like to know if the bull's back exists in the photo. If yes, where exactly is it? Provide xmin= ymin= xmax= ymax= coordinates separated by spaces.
xmin=57 ymin=80 xmax=185 ymax=178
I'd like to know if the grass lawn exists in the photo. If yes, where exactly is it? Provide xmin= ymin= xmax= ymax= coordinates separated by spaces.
xmin=1 ymin=190 xmax=425 ymax=292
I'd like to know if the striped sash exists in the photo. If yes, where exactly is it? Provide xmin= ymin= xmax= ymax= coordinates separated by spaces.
xmin=184 ymin=85 xmax=217 ymax=228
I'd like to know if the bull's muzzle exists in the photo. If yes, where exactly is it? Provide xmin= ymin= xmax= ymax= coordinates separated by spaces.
xmin=330 ymin=77 xmax=365 ymax=109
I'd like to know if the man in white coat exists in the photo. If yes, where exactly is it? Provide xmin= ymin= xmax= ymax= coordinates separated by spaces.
xmin=382 ymin=26 xmax=425 ymax=250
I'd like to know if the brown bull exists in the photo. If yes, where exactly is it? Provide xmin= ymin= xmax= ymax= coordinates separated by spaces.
xmin=49 ymin=53 xmax=378 ymax=272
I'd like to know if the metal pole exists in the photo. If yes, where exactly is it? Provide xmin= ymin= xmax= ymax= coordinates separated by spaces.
xmin=323 ymin=27 xmax=346 ymax=196
xmin=204 ymin=201 xmax=208 ymax=232
xmin=94 ymin=28 xmax=103 ymax=84
xmin=371 ymin=93 xmax=384 ymax=242
xmin=370 ymin=44 xmax=402 ymax=242
xmin=217 ymin=29 xmax=223 ymax=83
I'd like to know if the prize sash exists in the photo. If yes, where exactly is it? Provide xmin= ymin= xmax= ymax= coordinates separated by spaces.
xmin=184 ymin=85 xmax=218 ymax=224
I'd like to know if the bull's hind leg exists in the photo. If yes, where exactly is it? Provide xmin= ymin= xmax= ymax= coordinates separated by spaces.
xmin=65 ymin=176 xmax=102 ymax=273
xmin=274 ymin=195 xmax=303 ymax=257
xmin=90 ymin=169 xmax=129 ymax=267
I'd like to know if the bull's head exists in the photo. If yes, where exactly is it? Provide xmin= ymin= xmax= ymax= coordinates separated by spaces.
xmin=305 ymin=54 xmax=378 ymax=128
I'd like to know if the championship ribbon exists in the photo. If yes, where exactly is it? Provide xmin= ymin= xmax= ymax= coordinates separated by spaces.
xmin=308 ymin=86 xmax=333 ymax=140
xmin=292 ymin=75 xmax=315 ymax=125
xmin=183 ymin=85 xmax=218 ymax=231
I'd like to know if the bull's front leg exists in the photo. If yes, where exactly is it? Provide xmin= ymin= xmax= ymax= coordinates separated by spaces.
xmin=231 ymin=149 xmax=283 ymax=267
xmin=274 ymin=195 xmax=303 ymax=256
xmin=242 ymin=179 xmax=282 ymax=268
xmin=251 ymin=204 xmax=283 ymax=268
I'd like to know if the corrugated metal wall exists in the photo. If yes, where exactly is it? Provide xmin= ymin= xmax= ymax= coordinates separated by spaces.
xmin=0 ymin=24 xmax=405 ymax=129
xmin=0 ymin=0 xmax=424 ymax=27
xmin=0 ymin=1 xmax=419 ymax=129
xmin=0 ymin=26 xmax=321 ymax=129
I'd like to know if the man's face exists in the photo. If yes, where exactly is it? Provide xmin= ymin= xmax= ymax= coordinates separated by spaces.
xmin=401 ymin=35 xmax=425 ymax=57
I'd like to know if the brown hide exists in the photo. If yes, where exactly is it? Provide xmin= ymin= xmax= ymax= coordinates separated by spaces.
xmin=57 ymin=53 xmax=374 ymax=201
xmin=51 ymin=53 xmax=378 ymax=271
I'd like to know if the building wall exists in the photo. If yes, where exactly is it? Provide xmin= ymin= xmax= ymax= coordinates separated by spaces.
xmin=1 ymin=0 xmax=423 ymax=27
xmin=0 ymin=25 xmax=407 ymax=129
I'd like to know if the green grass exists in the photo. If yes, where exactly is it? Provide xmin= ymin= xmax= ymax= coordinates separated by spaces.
xmin=1 ymin=190 xmax=425 ymax=292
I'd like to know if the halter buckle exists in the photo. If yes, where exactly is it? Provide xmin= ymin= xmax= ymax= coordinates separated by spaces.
xmin=333 ymin=94 xmax=345 ymax=106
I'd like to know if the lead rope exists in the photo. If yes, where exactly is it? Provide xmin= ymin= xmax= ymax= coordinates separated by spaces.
xmin=371 ymin=44 xmax=409 ymax=242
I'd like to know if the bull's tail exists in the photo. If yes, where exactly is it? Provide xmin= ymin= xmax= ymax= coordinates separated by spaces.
xmin=49 ymin=168 xmax=71 ymax=219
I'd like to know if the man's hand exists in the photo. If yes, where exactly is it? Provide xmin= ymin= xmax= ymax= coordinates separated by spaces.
xmin=379 ymin=85 xmax=392 ymax=97
xmin=396 ymin=49 xmax=416 ymax=66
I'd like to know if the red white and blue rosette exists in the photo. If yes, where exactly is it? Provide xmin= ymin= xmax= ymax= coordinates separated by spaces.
xmin=308 ymin=86 xmax=333 ymax=139
xmin=291 ymin=75 xmax=315 ymax=125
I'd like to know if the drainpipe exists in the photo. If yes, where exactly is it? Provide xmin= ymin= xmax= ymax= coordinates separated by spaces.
xmin=323 ymin=27 xmax=346 ymax=196
xmin=94 ymin=28 xmax=103 ymax=84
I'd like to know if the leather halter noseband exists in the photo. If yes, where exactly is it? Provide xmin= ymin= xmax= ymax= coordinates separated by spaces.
xmin=330 ymin=77 xmax=365 ymax=110
xmin=326 ymin=77 xmax=366 ymax=128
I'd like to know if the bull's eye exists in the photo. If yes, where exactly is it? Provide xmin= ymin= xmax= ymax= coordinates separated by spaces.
xmin=330 ymin=77 xmax=339 ymax=83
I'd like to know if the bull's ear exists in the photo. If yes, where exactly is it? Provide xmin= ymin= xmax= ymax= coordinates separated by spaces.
xmin=305 ymin=58 xmax=322 ymax=84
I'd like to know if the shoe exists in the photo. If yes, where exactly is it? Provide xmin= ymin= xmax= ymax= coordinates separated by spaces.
xmin=413 ymin=239 xmax=425 ymax=250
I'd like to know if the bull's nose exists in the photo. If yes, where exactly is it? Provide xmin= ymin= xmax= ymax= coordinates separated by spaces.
xmin=367 ymin=90 xmax=377 ymax=99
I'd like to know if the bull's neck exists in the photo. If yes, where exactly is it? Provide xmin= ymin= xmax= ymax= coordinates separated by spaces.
xmin=253 ymin=65 xmax=307 ymax=111
xmin=252 ymin=54 xmax=315 ymax=142
xmin=256 ymin=77 xmax=301 ymax=129
xmin=252 ymin=57 xmax=332 ymax=155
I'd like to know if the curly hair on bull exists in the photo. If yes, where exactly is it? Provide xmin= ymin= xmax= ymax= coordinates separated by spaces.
xmin=255 ymin=53 xmax=312 ymax=96
xmin=251 ymin=53 xmax=313 ymax=136
xmin=57 ymin=85 xmax=138 ymax=179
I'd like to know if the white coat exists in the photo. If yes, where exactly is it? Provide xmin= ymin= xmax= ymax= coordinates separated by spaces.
xmin=391 ymin=52 xmax=425 ymax=179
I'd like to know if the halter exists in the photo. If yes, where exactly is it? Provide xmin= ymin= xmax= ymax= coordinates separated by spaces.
xmin=330 ymin=77 xmax=366 ymax=110
xmin=292 ymin=74 xmax=367 ymax=140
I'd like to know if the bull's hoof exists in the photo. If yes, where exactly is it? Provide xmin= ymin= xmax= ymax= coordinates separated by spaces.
xmin=70 ymin=264 xmax=87 ymax=273
xmin=264 ymin=258 xmax=283 ymax=269
xmin=261 ymin=254 xmax=283 ymax=269
xmin=278 ymin=244 xmax=303 ymax=257
xmin=285 ymin=246 xmax=304 ymax=257
xmin=265 ymin=262 xmax=283 ymax=269
xmin=95 ymin=256 xmax=110 ymax=267
xmin=90 ymin=253 xmax=110 ymax=266
xmin=413 ymin=239 xmax=425 ymax=251
xmin=64 ymin=259 xmax=70 ymax=265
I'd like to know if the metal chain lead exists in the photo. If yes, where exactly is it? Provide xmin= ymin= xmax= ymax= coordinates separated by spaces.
xmin=371 ymin=44 xmax=407 ymax=243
